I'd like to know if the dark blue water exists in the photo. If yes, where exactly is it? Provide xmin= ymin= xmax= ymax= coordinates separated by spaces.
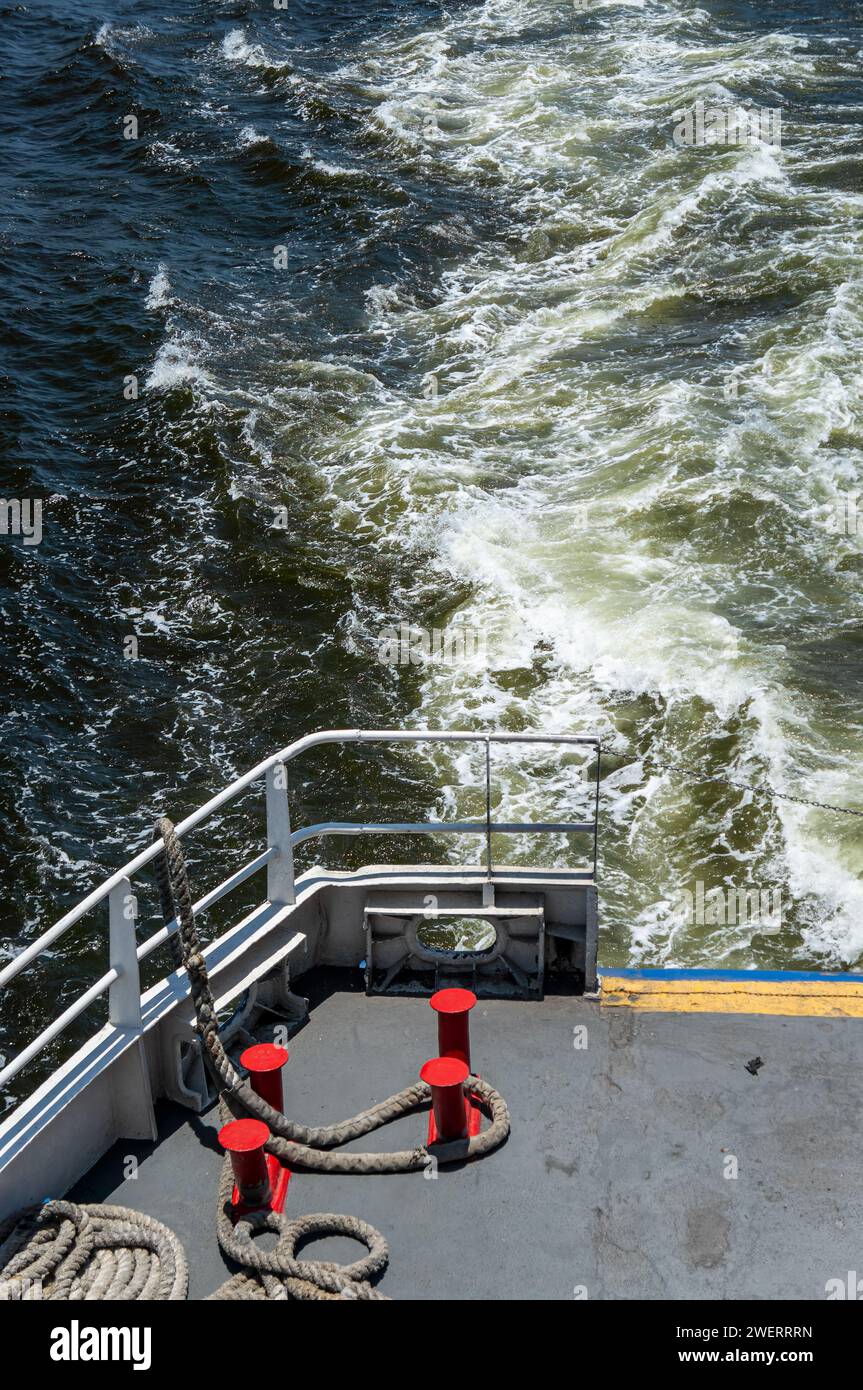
xmin=0 ymin=4 xmax=484 ymax=882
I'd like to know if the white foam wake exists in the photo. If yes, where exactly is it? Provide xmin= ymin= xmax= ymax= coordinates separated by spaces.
xmin=303 ymin=0 xmax=863 ymax=967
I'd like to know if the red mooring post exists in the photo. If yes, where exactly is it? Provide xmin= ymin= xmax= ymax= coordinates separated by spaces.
xmin=240 ymin=1042 xmax=288 ymax=1112
xmin=420 ymin=1057 xmax=470 ymax=1141
xmin=430 ymin=987 xmax=477 ymax=1070
xmin=218 ymin=1118 xmax=272 ymax=1208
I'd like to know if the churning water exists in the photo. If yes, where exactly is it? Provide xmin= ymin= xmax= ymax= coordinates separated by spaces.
xmin=2 ymin=0 xmax=863 ymax=1095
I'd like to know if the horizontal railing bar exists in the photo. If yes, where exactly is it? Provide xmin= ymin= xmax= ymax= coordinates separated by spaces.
xmin=291 ymin=820 xmax=597 ymax=847
xmin=135 ymin=846 xmax=277 ymax=964
xmin=1 ymin=729 xmax=599 ymax=989
xmin=0 ymin=969 xmax=119 ymax=1089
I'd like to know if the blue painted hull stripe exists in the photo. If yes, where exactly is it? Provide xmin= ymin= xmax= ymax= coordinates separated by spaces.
xmin=597 ymin=967 xmax=863 ymax=984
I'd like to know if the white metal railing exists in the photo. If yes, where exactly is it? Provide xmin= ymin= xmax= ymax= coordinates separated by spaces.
xmin=0 ymin=729 xmax=600 ymax=1092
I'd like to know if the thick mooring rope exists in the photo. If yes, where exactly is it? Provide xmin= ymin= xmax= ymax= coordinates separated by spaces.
xmin=0 ymin=1200 xmax=188 ymax=1300
xmin=156 ymin=814 xmax=509 ymax=1299
xmin=209 ymin=1156 xmax=389 ymax=1301
xmin=156 ymin=816 xmax=510 ymax=1177
xmin=0 ymin=1194 xmax=382 ymax=1303
xmin=0 ymin=822 xmax=511 ymax=1303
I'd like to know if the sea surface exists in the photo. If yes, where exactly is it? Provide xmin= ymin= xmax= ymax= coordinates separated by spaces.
xmin=2 ymin=0 xmax=863 ymax=1101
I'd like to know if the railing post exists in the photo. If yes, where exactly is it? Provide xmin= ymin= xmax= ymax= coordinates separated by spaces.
xmin=266 ymin=760 xmax=296 ymax=906
xmin=108 ymin=877 xmax=143 ymax=1029
xmin=484 ymin=738 xmax=493 ymax=881
xmin=593 ymin=743 xmax=601 ymax=879
xmin=108 ymin=876 xmax=157 ymax=1141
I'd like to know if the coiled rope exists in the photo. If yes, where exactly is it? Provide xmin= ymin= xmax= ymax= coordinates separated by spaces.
xmin=0 ymin=1200 xmax=187 ymax=1300
xmin=210 ymin=1200 xmax=389 ymax=1301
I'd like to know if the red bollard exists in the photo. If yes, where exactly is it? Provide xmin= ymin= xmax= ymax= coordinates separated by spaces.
xmin=240 ymin=1042 xmax=288 ymax=1112
xmin=219 ymin=1118 xmax=272 ymax=1208
xmin=420 ymin=1057 xmax=470 ymax=1141
xmin=430 ymin=988 xmax=477 ymax=1070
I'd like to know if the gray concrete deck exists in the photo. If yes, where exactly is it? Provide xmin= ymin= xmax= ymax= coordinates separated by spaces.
xmin=71 ymin=969 xmax=863 ymax=1299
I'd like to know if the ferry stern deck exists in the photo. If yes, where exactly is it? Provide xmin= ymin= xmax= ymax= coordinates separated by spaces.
xmin=69 ymin=966 xmax=863 ymax=1301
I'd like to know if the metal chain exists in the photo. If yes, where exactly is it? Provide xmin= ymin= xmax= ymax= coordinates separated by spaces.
xmin=769 ymin=789 xmax=863 ymax=817
xmin=610 ymin=755 xmax=863 ymax=819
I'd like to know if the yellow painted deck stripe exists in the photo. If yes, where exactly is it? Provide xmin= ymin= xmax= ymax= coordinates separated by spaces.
xmin=600 ymin=975 xmax=863 ymax=1018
